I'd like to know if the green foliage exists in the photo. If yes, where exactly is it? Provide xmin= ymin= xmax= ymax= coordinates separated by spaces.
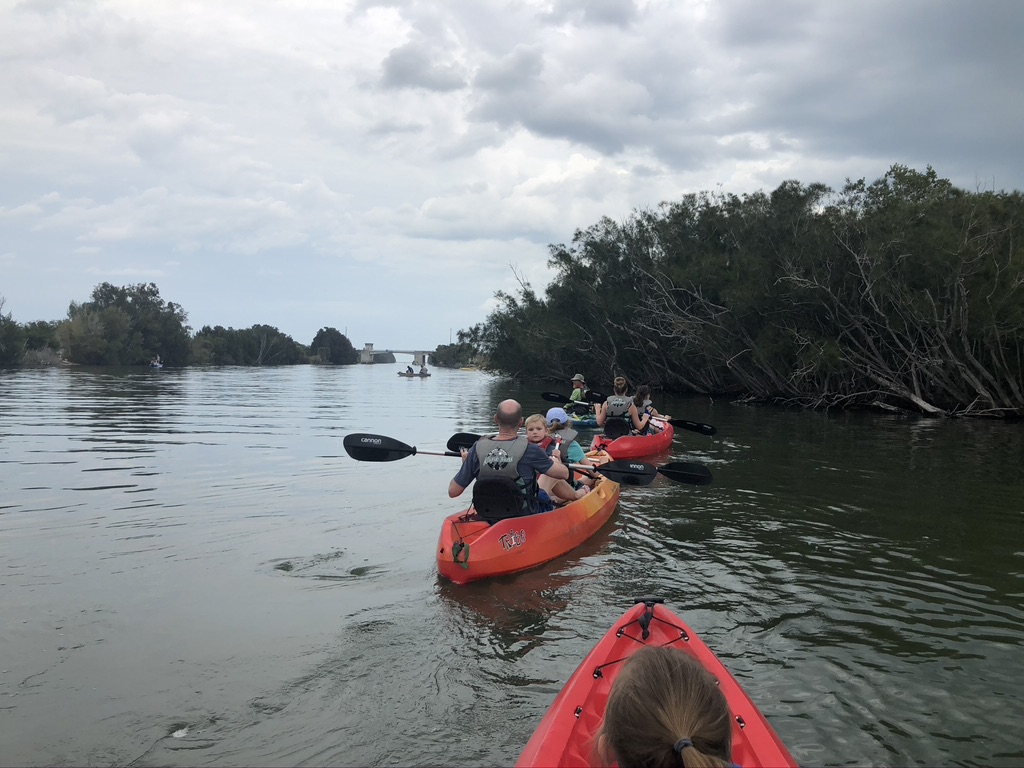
xmin=0 ymin=296 xmax=26 ymax=365
xmin=56 ymin=283 xmax=191 ymax=365
xmin=310 ymin=327 xmax=358 ymax=364
xmin=469 ymin=166 xmax=1024 ymax=417
xmin=192 ymin=324 xmax=308 ymax=365
xmin=23 ymin=321 xmax=60 ymax=351
xmin=3 ymin=284 xmax=364 ymax=370
xmin=0 ymin=299 xmax=61 ymax=366
xmin=432 ymin=325 xmax=484 ymax=368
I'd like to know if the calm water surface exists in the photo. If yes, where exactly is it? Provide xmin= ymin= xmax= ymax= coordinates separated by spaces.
xmin=1 ymin=365 xmax=1022 ymax=767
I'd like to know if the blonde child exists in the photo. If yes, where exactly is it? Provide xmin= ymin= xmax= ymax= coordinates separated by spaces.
xmin=525 ymin=414 xmax=589 ymax=503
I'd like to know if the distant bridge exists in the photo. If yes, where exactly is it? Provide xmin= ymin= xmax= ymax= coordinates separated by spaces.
xmin=359 ymin=343 xmax=431 ymax=366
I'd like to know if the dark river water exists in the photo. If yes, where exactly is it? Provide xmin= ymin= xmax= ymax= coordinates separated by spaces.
xmin=1 ymin=364 xmax=1022 ymax=767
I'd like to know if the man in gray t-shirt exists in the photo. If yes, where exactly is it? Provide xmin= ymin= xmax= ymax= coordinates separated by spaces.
xmin=448 ymin=399 xmax=568 ymax=514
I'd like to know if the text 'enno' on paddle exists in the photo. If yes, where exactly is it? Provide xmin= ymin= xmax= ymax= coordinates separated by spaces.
xmin=539 ymin=391 xmax=717 ymax=437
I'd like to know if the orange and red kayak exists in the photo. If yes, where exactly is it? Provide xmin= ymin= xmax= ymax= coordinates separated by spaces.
xmin=436 ymin=459 xmax=620 ymax=585
xmin=591 ymin=420 xmax=674 ymax=460
xmin=516 ymin=599 xmax=798 ymax=768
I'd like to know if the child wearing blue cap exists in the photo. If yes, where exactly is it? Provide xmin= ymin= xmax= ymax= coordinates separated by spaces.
xmin=546 ymin=407 xmax=594 ymax=489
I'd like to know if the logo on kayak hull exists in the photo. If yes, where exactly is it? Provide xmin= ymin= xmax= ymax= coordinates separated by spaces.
xmin=499 ymin=529 xmax=526 ymax=551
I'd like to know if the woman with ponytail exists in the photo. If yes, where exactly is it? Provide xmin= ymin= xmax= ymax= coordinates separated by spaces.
xmin=596 ymin=646 xmax=735 ymax=767
xmin=596 ymin=376 xmax=646 ymax=438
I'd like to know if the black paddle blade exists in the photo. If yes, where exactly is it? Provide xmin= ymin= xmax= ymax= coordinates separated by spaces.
xmin=666 ymin=418 xmax=717 ymax=437
xmin=540 ymin=391 xmax=570 ymax=404
xmin=539 ymin=392 xmax=593 ymax=417
xmin=657 ymin=462 xmax=714 ymax=486
xmin=543 ymin=390 xmax=606 ymax=407
xmin=447 ymin=432 xmax=481 ymax=452
xmin=343 ymin=433 xmax=416 ymax=462
xmin=595 ymin=460 xmax=658 ymax=486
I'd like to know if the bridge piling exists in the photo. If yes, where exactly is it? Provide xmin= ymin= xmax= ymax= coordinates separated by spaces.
xmin=359 ymin=343 xmax=431 ymax=366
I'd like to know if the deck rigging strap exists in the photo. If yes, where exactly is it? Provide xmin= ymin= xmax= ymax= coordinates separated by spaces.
xmin=450 ymin=518 xmax=472 ymax=568
xmin=451 ymin=541 xmax=470 ymax=568
xmin=592 ymin=613 xmax=692 ymax=677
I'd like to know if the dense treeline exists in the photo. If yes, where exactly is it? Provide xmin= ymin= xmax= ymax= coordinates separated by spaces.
xmin=430 ymin=326 xmax=485 ymax=368
xmin=0 ymin=283 xmax=358 ymax=367
xmin=473 ymin=166 xmax=1024 ymax=417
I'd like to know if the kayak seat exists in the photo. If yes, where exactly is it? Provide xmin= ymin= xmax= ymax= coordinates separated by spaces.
xmin=472 ymin=479 xmax=529 ymax=524
xmin=603 ymin=418 xmax=630 ymax=440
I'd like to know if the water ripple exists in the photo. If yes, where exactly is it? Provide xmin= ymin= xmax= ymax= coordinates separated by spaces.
xmin=2 ymin=369 xmax=1023 ymax=767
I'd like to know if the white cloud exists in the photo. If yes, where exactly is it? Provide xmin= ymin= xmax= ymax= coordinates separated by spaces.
xmin=1 ymin=0 xmax=1022 ymax=346
xmin=380 ymin=41 xmax=468 ymax=91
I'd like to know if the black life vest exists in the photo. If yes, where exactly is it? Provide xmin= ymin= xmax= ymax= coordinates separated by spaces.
xmin=472 ymin=435 xmax=537 ymax=520
xmin=606 ymin=395 xmax=632 ymax=418
xmin=604 ymin=395 xmax=632 ymax=438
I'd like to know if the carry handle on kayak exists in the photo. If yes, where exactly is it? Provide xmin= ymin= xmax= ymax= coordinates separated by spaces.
xmin=632 ymin=596 xmax=665 ymax=606
xmin=617 ymin=598 xmax=684 ymax=643
xmin=635 ymin=597 xmax=663 ymax=640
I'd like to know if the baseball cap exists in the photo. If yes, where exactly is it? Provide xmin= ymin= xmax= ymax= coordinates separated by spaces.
xmin=546 ymin=407 xmax=569 ymax=426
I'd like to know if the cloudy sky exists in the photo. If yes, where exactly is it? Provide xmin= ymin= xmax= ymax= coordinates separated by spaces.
xmin=2 ymin=0 xmax=1022 ymax=351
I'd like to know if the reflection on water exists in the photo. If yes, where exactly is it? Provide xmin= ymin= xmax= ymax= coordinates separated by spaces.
xmin=1 ymin=365 xmax=1023 ymax=767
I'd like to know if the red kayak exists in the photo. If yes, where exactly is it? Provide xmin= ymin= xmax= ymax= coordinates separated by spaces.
xmin=436 ymin=455 xmax=620 ymax=585
xmin=590 ymin=420 xmax=674 ymax=460
xmin=516 ymin=599 xmax=798 ymax=768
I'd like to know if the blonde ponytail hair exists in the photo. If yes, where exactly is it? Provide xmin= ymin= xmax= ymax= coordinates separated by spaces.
xmin=598 ymin=646 xmax=733 ymax=768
